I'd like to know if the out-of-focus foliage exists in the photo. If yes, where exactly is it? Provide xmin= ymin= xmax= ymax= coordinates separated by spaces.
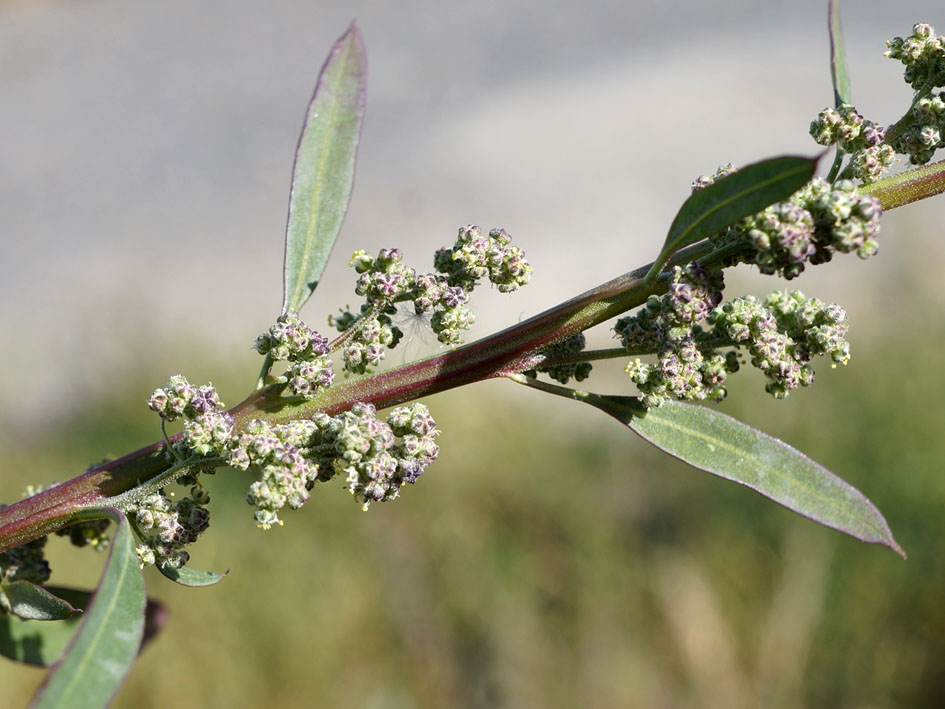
xmin=0 ymin=320 xmax=943 ymax=708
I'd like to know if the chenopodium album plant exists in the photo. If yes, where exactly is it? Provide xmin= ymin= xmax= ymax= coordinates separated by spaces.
xmin=4 ymin=3 xmax=945 ymax=705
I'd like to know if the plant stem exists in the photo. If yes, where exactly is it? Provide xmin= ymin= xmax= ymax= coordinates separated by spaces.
xmin=507 ymin=371 xmax=584 ymax=398
xmin=255 ymin=353 xmax=275 ymax=390
xmin=859 ymin=158 xmax=945 ymax=209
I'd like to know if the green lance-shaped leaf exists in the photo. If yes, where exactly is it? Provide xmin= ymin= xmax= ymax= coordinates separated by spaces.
xmin=644 ymin=155 xmax=818 ymax=283
xmin=584 ymin=394 xmax=904 ymax=556
xmin=158 ymin=562 xmax=227 ymax=587
xmin=1 ymin=581 xmax=79 ymax=621
xmin=282 ymin=21 xmax=367 ymax=314
xmin=825 ymin=0 xmax=852 ymax=182
xmin=31 ymin=509 xmax=145 ymax=708
xmin=828 ymin=0 xmax=852 ymax=109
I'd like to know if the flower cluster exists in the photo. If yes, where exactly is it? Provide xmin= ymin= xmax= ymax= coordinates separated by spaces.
xmin=890 ymin=92 xmax=945 ymax=165
xmin=526 ymin=333 xmax=593 ymax=385
xmin=809 ymin=104 xmax=895 ymax=182
xmin=310 ymin=402 xmax=439 ymax=510
xmin=148 ymin=375 xmax=235 ymax=458
xmin=331 ymin=225 xmax=530 ymax=372
xmin=434 ymin=225 xmax=532 ymax=293
xmin=329 ymin=303 xmax=404 ymax=374
xmin=618 ymin=264 xmax=735 ymax=407
xmin=885 ymin=23 xmax=945 ymax=93
xmin=885 ymin=24 xmax=945 ymax=164
xmin=617 ymin=263 xmax=724 ymax=351
xmin=698 ymin=168 xmax=881 ymax=279
xmin=421 ymin=275 xmax=475 ymax=346
xmin=617 ymin=263 xmax=850 ymax=406
xmin=352 ymin=247 xmax=415 ymax=305
xmin=707 ymin=290 xmax=849 ymax=399
xmin=228 ymin=419 xmax=320 ymax=529
xmin=254 ymin=312 xmax=334 ymax=399
xmin=146 ymin=372 xmax=440 ymax=533
xmin=130 ymin=489 xmax=211 ymax=568
xmin=0 ymin=527 xmax=50 ymax=587
xmin=56 ymin=517 xmax=111 ymax=550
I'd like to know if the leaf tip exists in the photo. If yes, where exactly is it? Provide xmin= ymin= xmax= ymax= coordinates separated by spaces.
xmin=888 ymin=538 xmax=907 ymax=560
xmin=340 ymin=19 xmax=366 ymax=61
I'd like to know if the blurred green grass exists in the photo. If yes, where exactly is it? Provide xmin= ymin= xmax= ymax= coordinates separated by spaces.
xmin=1 ymin=319 xmax=944 ymax=708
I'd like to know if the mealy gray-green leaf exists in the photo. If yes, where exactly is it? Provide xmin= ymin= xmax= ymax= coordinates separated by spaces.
xmin=31 ymin=509 xmax=145 ymax=708
xmin=829 ymin=0 xmax=852 ymax=108
xmin=0 ymin=587 xmax=165 ymax=668
xmin=1 ymin=581 xmax=78 ymax=621
xmin=158 ymin=562 xmax=227 ymax=587
xmin=582 ymin=394 xmax=904 ymax=556
xmin=282 ymin=22 xmax=367 ymax=314
xmin=0 ymin=602 xmax=82 ymax=667
xmin=645 ymin=155 xmax=818 ymax=283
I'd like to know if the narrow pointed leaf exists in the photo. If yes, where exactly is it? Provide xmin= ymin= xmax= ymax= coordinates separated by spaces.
xmin=0 ymin=587 xmax=164 ymax=668
xmin=282 ymin=22 xmax=367 ymax=314
xmin=829 ymin=0 xmax=852 ymax=108
xmin=1 ymin=581 xmax=79 ymax=621
xmin=824 ymin=0 xmax=852 ymax=181
xmin=158 ymin=563 xmax=227 ymax=587
xmin=0 ymin=604 xmax=82 ymax=667
xmin=583 ymin=394 xmax=903 ymax=556
xmin=31 ymin=509 xmax=145 ymax=708
xmin=645 ymin=155 xmax=818 ymax=282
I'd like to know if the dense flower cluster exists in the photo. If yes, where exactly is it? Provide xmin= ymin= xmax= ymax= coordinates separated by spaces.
xmin=130 ymin=490 xmax=210 ymax=568
xmin=228 ymin=419 xmax=320 ymax=529
xmin=231 ymin=402 xmax=438 ymax=525
xmin=55 ymin=517 xmax=111 ymax=550
xmin=434 ymin=225 xmax=532 ymax=293
xmin=0 ymin=527 xmax=49 ymax=587
xmin=697 ymin=168 xmax=881 ymax=279
xmin=254 ymin=312 xmax=334 ymax=399
xmin=886 ymin=23 xmax=945 ymax=93
xmin=146 ymin=369 xmax=440 ymax=544
xmin=890 ymin=91 xmax=945 ymax=165
xmin=526 ymin=333 xmax=593 ymax=384
xmin=329 ymin=304 xmax=403 ymax=374
xmin=617 ymin=263 xmax=725 ymax=351
xmin=618 ymin=264 xmax=735 ymax=406
xmin=885 ymin=24 xmax=945 ymax=164
xmin=708 ymin=290 xmax=849 ymax=399
xmin=331 ymin=225 xmax=531 ymax=372
xmin=616 ymin=264 xmax=850 ymax=406
xmin=148 ymin=375 xmax=235 ymax=458
xmin=352 ymin=247 xmax=414 ymax=304
xmin=310 ymin=402 xmax=439 ymax=510
xmin=809 ymin=104 xmax=895 ymax=182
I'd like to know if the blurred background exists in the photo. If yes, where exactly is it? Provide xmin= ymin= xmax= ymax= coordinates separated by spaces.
xmin=1 ymin=0 xmax=944 ymax=706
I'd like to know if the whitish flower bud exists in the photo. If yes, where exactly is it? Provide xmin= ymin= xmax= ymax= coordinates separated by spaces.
xmin=130 ymin=490 xmax=210 ymax=568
